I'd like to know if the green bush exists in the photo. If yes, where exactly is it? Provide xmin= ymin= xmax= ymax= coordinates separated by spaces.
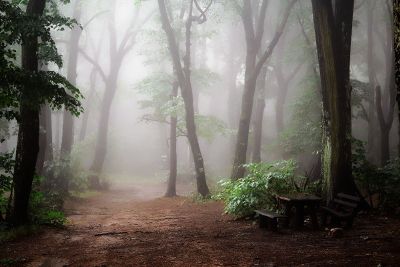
xmin=353 ymin=139 xmax=400 ymax=211
xmin=0 ymin=152 xmax=14 ymax=220
xmin=28 ymin=176 xmax=66 ymax=227
xmin=215 ymin=160 xmax=319 ymax=217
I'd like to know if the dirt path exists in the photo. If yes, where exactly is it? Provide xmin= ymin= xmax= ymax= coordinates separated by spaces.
xmin=0 ymin=181 xmax=399 ymax=266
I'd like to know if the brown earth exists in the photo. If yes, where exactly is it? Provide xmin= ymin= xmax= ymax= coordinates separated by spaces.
xmin=0 ymin=181 xmax=399 ymax=267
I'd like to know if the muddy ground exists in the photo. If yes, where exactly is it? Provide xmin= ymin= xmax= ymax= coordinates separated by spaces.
xmin=0 ymin=181 xmax=399 ymax=267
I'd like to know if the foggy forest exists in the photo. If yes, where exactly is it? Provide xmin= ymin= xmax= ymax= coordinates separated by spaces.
xmin=0 ymin=0 xmax=399 ymax=266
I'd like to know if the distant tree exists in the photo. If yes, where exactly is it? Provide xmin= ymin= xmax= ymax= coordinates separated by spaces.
xmin=311 ymin=0 xmax=358 ymax=200
xmin=157 ymin=0 xmax=212 ymax=196
xmin=231 ymin=0 xmax=296 ymax=179
xmin=84 ymin=2 xmax=154 ymax=188
xmin=61 ymin=0 xmax=82 ymax=165
xmin=374 ymin=1 xmax=395 ymax=165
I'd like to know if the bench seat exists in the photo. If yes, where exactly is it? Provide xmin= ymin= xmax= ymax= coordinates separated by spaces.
xmin=255 ymin=209 xmax=287 ymax=231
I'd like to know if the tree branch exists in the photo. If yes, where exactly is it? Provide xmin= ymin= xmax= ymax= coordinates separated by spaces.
xmin=77 ymin=48 xmax=107 ymax=83
xmin=252 ymin=0 xmax=296 ymax=81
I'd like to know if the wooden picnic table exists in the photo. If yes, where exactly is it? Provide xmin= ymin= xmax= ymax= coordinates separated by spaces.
xmin=277 ymin=193 xmax=322 ymax=229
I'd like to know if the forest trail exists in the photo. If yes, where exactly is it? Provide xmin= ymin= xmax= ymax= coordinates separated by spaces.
xmin=1 ymin=180 xmax=400 ymax=267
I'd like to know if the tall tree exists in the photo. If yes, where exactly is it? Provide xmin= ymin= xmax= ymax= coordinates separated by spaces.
xmin=375 ymin=1 xmax=395 ymax=165
xmin=158 ymin=0 xmax=210 ymax=196
xmin=395 ymin=0 xmax=400 ymax=156
xmin=311 ymin=0 xmax=358 ymax=200
xmin=86 ymin=3 xmax=153 ymax=188
xmin=231 ymin=0 xmax=296 ymax=179
xmin=10 ymin=0 xmax=47 ymax=225
xmin=60 ymin=0 xmax=82 ymax=161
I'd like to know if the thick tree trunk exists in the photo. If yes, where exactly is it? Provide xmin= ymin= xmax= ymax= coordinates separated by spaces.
xmin=158 ymin=0 xmax=209 ymax=196
xmin=165 ymin=83 xmax=179 ymax=197
xmin=10 ymin=0 xmax=46 ymax=226
xmin=312 ymin=0 xmax=358 ymax=201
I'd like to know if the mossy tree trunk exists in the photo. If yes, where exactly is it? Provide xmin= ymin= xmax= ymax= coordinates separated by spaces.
xmin=312 ymin=0 xmax=359 ymax=201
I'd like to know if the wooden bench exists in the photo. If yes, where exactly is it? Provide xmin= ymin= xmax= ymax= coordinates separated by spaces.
xmin=321 ymin=193 xmax=361 ymax=228
xmin=254 ymin=209 xmax=287 ymax=231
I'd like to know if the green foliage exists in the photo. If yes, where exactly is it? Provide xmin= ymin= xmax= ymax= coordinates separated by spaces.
xmin=0 ymin=152 xmax=14 ymax=218
xmin=28 ymin=175 xmax=66 ymax=227
xmin=215 ymin=160 xmax=319 ymax=217
xmin=0 ymin=0 xmax=83 ymax=121
xmin=352 ymin=140 xmax=400 ymax=211
xmin=278 ymin=87 xmax=322 ymax=156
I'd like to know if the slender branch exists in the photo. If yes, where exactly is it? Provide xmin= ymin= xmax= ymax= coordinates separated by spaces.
xmin=77 ymin=48 xmax=107 ymax=83
xmin=193 ymin=0 xmax=212 ymax=24
xmin=254 ymin=0 xmax=268 ymax=50
xmin=82 ymin=11 xmax=109 ymax=29
xmin=252 ymin=0 xmax=296 ymax=81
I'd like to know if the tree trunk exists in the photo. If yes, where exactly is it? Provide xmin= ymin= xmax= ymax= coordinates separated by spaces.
xmin=158 ymin=0 xmax=210 ymax=196
xmin=366 ymin=0 xmax=379 ymax=163
xmin=312 ymin=0 xmax=358 ymax=201
xmin=78 ymin=69 xmax=97 ymax=142
xmin=36 ymin=106 xmax=47 ymax=176
xmin=231 ymin=0 xmax=295 ymax=180
xmin=251 ymin=65 xmax=268 ymax=163
xmin=89 ymin=69 xmax=119 ymax=188
xmin=165 ymin=82 xmax=179 ymax=197
xmin=61 ymin=0 xmax=82 ymax=160
xmin=10 ymin=0 xmax=46 ymax=226
xmin=36 ymin=105 xmax=52 ymax=175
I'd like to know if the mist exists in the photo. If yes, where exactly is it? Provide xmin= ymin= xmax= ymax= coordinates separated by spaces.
xmin=0 ymin=0 xmax=399 ymax=265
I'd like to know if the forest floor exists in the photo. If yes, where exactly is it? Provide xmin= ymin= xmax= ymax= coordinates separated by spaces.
xmin=0 ymin=180 xmax=400 ymax=267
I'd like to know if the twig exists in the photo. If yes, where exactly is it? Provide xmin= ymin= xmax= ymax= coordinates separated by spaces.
xmin=95 ymin=231 xmax=128 ymax=237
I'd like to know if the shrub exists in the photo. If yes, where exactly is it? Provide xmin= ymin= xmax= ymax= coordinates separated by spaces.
xmin=215 ymin=160 xmax=319 ymax=217
xmin=353 ymin=139 xmax=400 ymax=211
xmin=29 ymin=176 xmax=66 ymax=227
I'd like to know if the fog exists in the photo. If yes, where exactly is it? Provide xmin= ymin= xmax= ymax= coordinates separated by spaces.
xmin=3 ymin=0 xmax=397 ymax=194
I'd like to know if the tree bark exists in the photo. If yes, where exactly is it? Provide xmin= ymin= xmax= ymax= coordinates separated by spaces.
xmin=10 ymin=0 xmax=46 ymax=226
xmin=158 ymin=0 xmax=210 ymax=196
xmin=231 ymin=0 xmax=295 ymax=180
xmin=311 ymin=0 xmax=358 ymax=201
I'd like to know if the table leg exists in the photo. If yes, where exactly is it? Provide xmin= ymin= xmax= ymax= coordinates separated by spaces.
xmin=283 ymin=203 xmax=292 ymax=228
xmin=309 ymin=205 xmax=319 ymax=230
xmin=295 ymin=204 xmax=304 ymax=229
